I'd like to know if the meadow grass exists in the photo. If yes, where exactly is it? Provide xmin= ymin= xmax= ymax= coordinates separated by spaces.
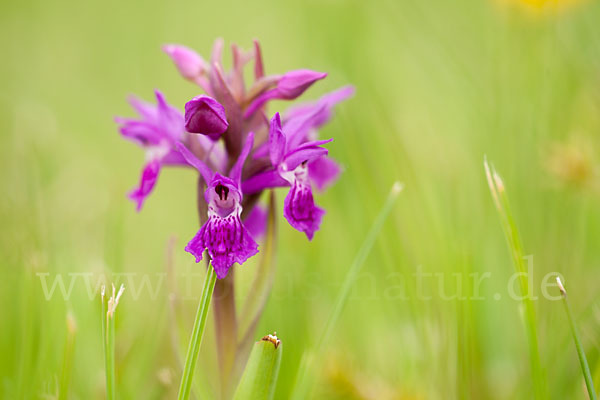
xmin=557 ymin=277 xmax=597 ymax=400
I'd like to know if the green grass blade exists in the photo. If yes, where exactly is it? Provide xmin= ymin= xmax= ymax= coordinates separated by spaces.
xmin=102 ymin=284 xmax=124 ymax=400
xmin=101 ymin=286 xmax=109 ymax=399
xmin=291 ymin=181 xmax=403 ymax=399
xmin=557 ymin=278 xmax=597 ymax=400
xmin=177 ymin=265 xmax=218 ymax=400
xmin=59 ymin=311 xmax=76 ymax=400
xmin=484 ymin=159 xmax=546 ymax=399
xmin=233 ymin=334 xmax=282 ymax=400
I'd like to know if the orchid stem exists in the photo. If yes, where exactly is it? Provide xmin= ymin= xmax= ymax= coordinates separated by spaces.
xmin=177 ymin=265 xmax=217 ymax=400
xmin=213 ymin=272 xmax=238 ymax=399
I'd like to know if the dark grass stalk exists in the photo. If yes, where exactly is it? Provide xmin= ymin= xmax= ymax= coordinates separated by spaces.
xmin=484 ymin=159 xmax=546 ymax=399
xmin=177 ymin=266 xmax=217 ymax=400
xmin=213 ymin=271 xmax=237 ymax=399
xmin=557 ymin=277 xmax=597 ymax=400
xmin=291 ymin=181 xmax=403 ymax=400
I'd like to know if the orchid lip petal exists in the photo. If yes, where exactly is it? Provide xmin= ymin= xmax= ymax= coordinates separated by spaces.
xmin=244 ymin=205 xmax=267 ymax=239
xmin=283 ymin=179 xmax=325 ymax=240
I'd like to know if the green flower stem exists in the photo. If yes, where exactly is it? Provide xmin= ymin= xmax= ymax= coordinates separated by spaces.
xmin=177 ymin=266 xmax=218 ymax=400
xmin=213 ymin=271 xmax=238 ymax=399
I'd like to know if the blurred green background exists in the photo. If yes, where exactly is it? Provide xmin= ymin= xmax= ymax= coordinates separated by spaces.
xmin=2 ymin=0 xmax=600 ymax=398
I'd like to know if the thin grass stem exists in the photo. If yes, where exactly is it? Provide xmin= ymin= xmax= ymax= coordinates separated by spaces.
xmin=58 ymin=312 xmax=77 ymax=400
xmin=291 ymin=181 xmax=403 ymax=400
xmin=484 ymin=158 xmax=545 ymax=399
xmin=557 ymin=277 xmax=597 ymax=400
xmin=177 ymin=265 xmax=218 ymax=400
xmin=102 ymin=284 xmax=124 ymax=400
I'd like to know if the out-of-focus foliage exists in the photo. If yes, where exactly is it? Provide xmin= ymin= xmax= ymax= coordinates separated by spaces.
xmin=1 ymin=0 xmax=600 ymax=398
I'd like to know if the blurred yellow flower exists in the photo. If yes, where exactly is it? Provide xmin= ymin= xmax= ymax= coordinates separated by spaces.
xmin=497 ymin=0 xmax=586 ymax=15
xmin=544 ymin=136 xmax=599 ymax=191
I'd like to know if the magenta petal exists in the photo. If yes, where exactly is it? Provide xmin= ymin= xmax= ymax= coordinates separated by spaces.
xmin=161 ymin=148 xmax=188 ymax=166
xmin=229 ymin=132 xmax=255 ymax=185
xmin=277 ymin=69 xmax=327 ymax=99
xmin=116 ymin=90 xmax=184 ymax=147
xmin=184 ymin=95 xmax=228 ymax=138
xmin=128 ymin=160 xmax=161 ymax=211
xmin=185 ymin=214 xmax=259 ymax=279
xmin=242 ymin=170 xmax=289 ymax=195
xmin=244 ymin=205 xmax=267 ymax=240
xmin=269 ymin=113 xmax=286 ymax=166
xmin=155 ymin=90 xmax=185 ymax=142
xmin=175 ymin=142 xmax=214 ymax=184
xmin=116 ymin=119 xmax=162 ymax=146
xmin=309 ymin=157 xmax=341 ymax=191
xmin=283 ymin=180 xmax=325 ymax=240
xmin=282 ymin=139 xmax=332 ymax=171
xmin=283 ymin=85 xmax=355 ymax=148
xmin=243 ymin=89 xmax=278 ymax=119
xmin=162 ymin=44 xmax=207 ymax=80
xmin=128 ymin=95 xmax=157 ymax=121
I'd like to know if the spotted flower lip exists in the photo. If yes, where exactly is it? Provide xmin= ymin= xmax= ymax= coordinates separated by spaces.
xmin=184 ymin=95 xmax=229 ymax=139
xmin=176 ymin=133 xmax=258 ymax=279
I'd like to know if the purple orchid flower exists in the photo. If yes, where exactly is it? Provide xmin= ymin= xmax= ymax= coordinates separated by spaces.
xmin=243 ymin=113 xmax=332 ymax=240
xmin=252 ymin=85 xmax=354 ymax=191
xmin=176 ymin=132 xmax=258 ymax=279
xmin=115 ymin=90 xmax=187 ymax=211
